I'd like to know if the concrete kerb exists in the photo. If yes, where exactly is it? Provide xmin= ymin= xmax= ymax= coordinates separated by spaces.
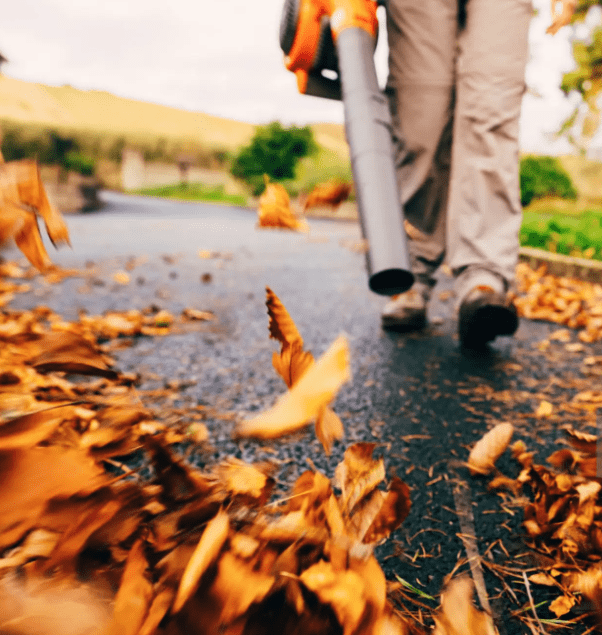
xmin=518 ymin=246 xmax=602 ymax=284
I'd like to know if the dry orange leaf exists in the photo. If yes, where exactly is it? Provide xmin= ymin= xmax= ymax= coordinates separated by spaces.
xmin=237 ymin=335 xmax=350 ymax=439
xmin=363 ymin=477 xmax=411 ymax=543
xmin=302 ymin=180 xmax=351 ymax=211
xmin=315 ymin=404 xmax=345 ymax=455
xmin=549 ymin=594 xmax=576 ymax=618
xmin=467 ymin=422 xmax=514 ymax=475
xmin=433 ymin=576 xmax=498 ymax=635
xmin=0 ymin=160 xmax=70 ymax=270
xmin=214 ymin=458 xmax=274 ymax=504
xmin=105 ymin=538 xmax=153 ymax=635
xmin=300 ymin=560 xmax=367 ymax=635
xmin=210 ymin=550 xmax=275 ymax=624
xmin=535 ymin=400 xmax=554 ymax=418
xmin=257 ymin=180 xmax=308 ymax=232
xmin=265 ymin=287 xmax=343 ymax=453
xmin=0 ymin=201 xmax=52 ymax=271
xmin=173 ymin=509 xmax=229 ymax=613
xmin=335 ymin=443 xmax=386 ymax=515
xmin=266 ymin=286 xmax=313 ymax=388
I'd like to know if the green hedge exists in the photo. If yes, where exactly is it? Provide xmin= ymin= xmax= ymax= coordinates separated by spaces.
xmin=520 ymin=156 xmax=577 ymax=207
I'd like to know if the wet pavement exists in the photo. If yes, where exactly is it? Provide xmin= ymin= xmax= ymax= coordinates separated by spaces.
xmin=6 ymin=191 xmax=602 ymax=633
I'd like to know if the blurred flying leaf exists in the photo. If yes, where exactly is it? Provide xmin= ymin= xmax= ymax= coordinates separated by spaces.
xmin=265 ymin=287 xmax=344 ymax=453
xmin=173 ymin=509 xmax=229 ymax=613
xmin=238 ymin=335 xmax=350 ymax=440
xmin=467 ymin=422 xmax=514 ymax=475
xmin=432 ymin=576 xmax=498 ymax=635
xmin=257 ymin=178 xmax=308 ymax=232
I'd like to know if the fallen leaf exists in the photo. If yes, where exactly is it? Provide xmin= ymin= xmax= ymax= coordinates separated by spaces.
xmin=315 ymin=405 xmax=344 ymax=455
xmin=113 ymin=271 xmax=130 ymax=285
xmin=335 ymin=443 xmax=386 ymax=515
xmin=237 ymin=335 xmax=350 ymax=439
xmin=300 ymin=560 xmax=367 ymax=635
xmin=105 ymin=538 xmax=153 ymax=635
xmin=173 ymin=509 xmax=229 ymax=613
xmin=467 ymin=422 xmax=514 ymax=475
xmin=549 ymin=594 xmax=576 ymax=618
xmin=302 ymin=180 xmax=351 ymax=211
xmin=535 ymin=400 xmax=554 ymax=418
xmin=433 ymin=576 xmax=498 ymax=635
xmin=257 ymin=179 xmax=308 ymax=232
xmin=210 ymin=550 xmax=275 ymax=624
xmin=363 ymin=477 xmax=411 ymax=543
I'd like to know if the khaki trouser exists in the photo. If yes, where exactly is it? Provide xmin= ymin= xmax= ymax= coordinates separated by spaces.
xmin=385 ymin=0 xmax=532 ymax=297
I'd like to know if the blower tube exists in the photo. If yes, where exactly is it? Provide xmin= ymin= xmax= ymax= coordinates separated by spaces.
xmin=336 ymin=26 xmax=414 ymax=295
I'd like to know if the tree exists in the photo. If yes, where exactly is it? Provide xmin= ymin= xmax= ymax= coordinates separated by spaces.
xmin=230 ymin=122 xmax=316 ymax=195
xmin=557 ymin=0 xmax=602 ymax=150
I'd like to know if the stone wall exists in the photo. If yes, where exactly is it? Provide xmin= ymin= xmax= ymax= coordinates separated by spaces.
xmin=41 ymin=166 xmax=101 ymax=213
xmin=120 ymin=148 xmax=243 ymax=195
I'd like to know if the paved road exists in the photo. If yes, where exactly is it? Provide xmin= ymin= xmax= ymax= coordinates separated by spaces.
xmin=6 ymin=192 xmax=602 ymax=633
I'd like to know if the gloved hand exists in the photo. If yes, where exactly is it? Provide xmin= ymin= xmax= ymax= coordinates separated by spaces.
xmin=546 ymin=0 xmax=577 ymax=34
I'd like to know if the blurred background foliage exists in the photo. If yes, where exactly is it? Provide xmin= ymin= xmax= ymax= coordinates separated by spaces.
xmin=559 ymin=0 xmax=602 ymax=149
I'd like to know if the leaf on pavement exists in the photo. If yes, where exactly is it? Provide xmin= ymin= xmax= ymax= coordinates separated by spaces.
xmin=173 ymin=509 xmax=229 ymax=613
xmin=237 ymin=335 xmax=350 ymax=439
xmin=335 ymin=443 xmax=386 ymax=516
xmin=210 ymin=550 xmax=275 ymax=625
xmin=214 ymin=457 xmax=275 ymax=505
xmin=0 ymin=446 xmax=108 ymax=551
xmin=0 ymin=404 xmax=74 ymax=451
xmin=467 ymin=422 xmax=514 ymax=475
xmin=432 ymin=576 xmax=498 ymax=635
xmin=28 ymin=331 xmax=118 ymax=378
xmin=549 ymin=594 xmax=576 ymax=618
xmin=300 ymin=560 xmax=367 ymax=634
xmin=257 ymin=179 xmax=308 ymax=232
xmin=105 ymin=538 xmax=153 ymax=635
xmin=363 ymin=477 xmax=411 ymax=544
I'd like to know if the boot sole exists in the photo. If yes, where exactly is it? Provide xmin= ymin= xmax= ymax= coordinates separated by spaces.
xmin=459 ymin=302 xmax=518 ymax=348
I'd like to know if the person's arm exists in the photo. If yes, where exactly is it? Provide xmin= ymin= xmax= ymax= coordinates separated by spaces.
xmin=546 ymin=0 xmax=577 ymax=34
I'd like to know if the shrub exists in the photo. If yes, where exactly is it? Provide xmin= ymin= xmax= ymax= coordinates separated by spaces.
xmin=520 ymin=156 xmax=578 ymax=207
xmin=230 ymin=122 xmax=317 ymax=195
xmin=63 ymin=151 xmax=96 ymax=176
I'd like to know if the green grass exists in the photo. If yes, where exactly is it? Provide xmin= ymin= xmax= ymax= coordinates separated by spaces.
xmin=520 ymin=205 xmax=602 ymax=260
xmin=135 ymin=182 xmax=248 ymax=207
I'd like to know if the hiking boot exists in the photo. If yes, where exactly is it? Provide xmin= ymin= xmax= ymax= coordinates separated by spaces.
xmin=381 ymin=287 xmax=428 ymax=331
xmin=458 ymin=285 xmax=518 ymax=348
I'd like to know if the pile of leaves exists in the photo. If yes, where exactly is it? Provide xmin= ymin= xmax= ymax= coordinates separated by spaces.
xmin=0 ymin=272 xmax=513 ymax=634
xmin=514 ymin=262 xmax=602 ymax=342
xmin=467 ymin=420 xmax=602 ymax=626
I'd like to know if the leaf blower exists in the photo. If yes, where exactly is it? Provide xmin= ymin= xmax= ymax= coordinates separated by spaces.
xmin=279 ymin=0 xmax=414 ymax=295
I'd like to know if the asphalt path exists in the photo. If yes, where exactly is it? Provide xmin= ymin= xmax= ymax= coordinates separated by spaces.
xmin=6 ymin=191 xmax=602 ymax=633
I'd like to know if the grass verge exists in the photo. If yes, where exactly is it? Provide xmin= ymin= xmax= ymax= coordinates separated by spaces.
xmin=134 ymin=182 xmax=248 ymax=207
xmin=521 ymin=204 xmax=602 ymax=261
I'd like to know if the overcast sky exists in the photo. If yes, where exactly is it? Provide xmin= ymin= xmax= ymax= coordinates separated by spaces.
xmin=0 ymin=0 xmax=596 ymax=153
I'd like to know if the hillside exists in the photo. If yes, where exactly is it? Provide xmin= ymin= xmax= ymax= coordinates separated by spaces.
xmin=0 ymin=75 xmax=349 ymax=158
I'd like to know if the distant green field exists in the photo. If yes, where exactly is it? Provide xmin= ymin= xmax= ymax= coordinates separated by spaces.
xmin=135 ymin=183 xmax=247 ymax=207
